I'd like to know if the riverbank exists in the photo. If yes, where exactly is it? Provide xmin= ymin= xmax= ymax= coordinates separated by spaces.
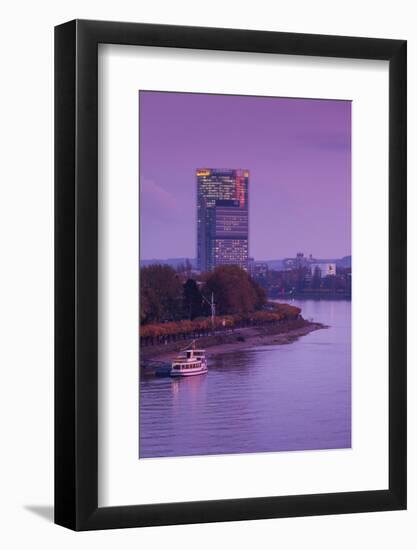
xmin=141 ymin=318 xmax=328 ymax=362
xmin=269 ymin=292 xmax=351 ymax=300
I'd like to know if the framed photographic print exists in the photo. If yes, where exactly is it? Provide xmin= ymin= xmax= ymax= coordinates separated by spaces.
xmin=55 ymin=20 xmax=406 ymax=530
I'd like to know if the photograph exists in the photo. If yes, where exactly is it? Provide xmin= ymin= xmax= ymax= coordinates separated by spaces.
xmin=139 ymin=91 xmax=352 ymax=459
xmin=0 ymin=0 xmax=409 ymax=542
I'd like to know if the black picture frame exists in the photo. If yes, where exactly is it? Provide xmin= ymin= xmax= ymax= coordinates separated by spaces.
xmin=55 ymin=19 xmax=407 ymax=531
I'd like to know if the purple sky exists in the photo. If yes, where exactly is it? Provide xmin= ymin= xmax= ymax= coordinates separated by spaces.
xmin=140 ymin=91 xmax=351 ymax=260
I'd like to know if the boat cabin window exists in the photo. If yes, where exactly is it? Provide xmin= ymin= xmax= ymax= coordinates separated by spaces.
xmin=173 ymin=362 xmax=202 ymax=371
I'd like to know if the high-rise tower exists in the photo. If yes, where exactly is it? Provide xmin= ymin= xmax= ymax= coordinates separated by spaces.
xmin=196 ymin=169 xmax=249 ymax=272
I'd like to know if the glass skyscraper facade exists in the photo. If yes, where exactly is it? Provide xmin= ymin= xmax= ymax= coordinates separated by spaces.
xmin=196 ymin=169 xmax=249 ymax=272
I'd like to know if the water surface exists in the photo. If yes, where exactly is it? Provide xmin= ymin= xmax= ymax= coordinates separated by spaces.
xmin=139 ymin=299 xmax=351 ymax=458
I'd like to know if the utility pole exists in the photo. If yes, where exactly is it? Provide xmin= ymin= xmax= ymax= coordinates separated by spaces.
xmin=211 ymin=292 xmax=215 ymax=329
xmin=202 ymin=292 xmax=216 ymax=331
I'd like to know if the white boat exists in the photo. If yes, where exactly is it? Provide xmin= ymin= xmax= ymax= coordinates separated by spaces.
xmin=170 ymin=343 xmax=208 ymax=377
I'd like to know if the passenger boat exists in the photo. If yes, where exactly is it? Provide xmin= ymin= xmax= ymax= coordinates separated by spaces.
xmin=170 ymin=342 xmax=208 ymax=377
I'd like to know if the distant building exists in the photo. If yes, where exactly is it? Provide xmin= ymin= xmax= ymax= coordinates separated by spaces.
xmin=248 ymin=260 xmax=269 ymax=279
xmin=197 ymin=169 xmax=249 ymax=271
xmin=310 ymin=263 xmax=336 ymax=278
xmin=283 ymin=252 xmax=316 ymax=270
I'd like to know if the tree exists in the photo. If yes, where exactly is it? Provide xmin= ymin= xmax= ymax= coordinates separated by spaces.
xmin=176 ymin=258 xmax=193 ymax=279
xmin=311 ymin=266 xmax=322 ymax=289
xmin=140 ymin=286 xmax=162 ymax=324
xmin=182 ymin=278 xmax=203 ymax=320
xmin=295 ymin=266 xmax=308 ymax=291
xmin=250 ymin=276 xmax=267 ymax=309
xmin=140 ymin=264 xmax=182 ymax=324
xmin=203 ymin=265 xmax=265 ymax=316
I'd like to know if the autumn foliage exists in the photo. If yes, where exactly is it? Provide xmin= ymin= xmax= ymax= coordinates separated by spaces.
xmin=140 ymin=302 xmax=300 ymax=342
xmin=140 ymin=263 xmax=300 ymax=343
xmin=203 ymin=264 xmax=266 ymax=315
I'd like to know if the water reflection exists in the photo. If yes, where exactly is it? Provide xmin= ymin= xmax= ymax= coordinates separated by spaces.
xmin=139 ymin=299 xmax=351 ymax=458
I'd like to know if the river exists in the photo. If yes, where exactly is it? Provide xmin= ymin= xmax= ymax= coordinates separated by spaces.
xmin=139 ymin=299 xmax=351 ymax=458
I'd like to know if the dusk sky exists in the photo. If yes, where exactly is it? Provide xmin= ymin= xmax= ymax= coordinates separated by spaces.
xmin=139 ymin=91 xmax=351 ymax=260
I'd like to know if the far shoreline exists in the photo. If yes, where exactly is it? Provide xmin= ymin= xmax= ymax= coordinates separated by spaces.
xmin=141 ymin=319 xmax=328 ymax=363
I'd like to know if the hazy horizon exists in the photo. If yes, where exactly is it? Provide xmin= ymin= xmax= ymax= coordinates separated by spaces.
xmin=140 ymin=91 xmax=351 ymax=260
xmin=140 ymin=254 xmax=351 ymax=262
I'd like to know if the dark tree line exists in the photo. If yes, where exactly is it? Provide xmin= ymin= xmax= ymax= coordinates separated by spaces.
xmin=140 ymin=264 xmax=183 ymax=324
xmin=140 ymin=264 xmax=267 ymax=325
xmin=256 ymin=266 xmax=351 ymax=296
